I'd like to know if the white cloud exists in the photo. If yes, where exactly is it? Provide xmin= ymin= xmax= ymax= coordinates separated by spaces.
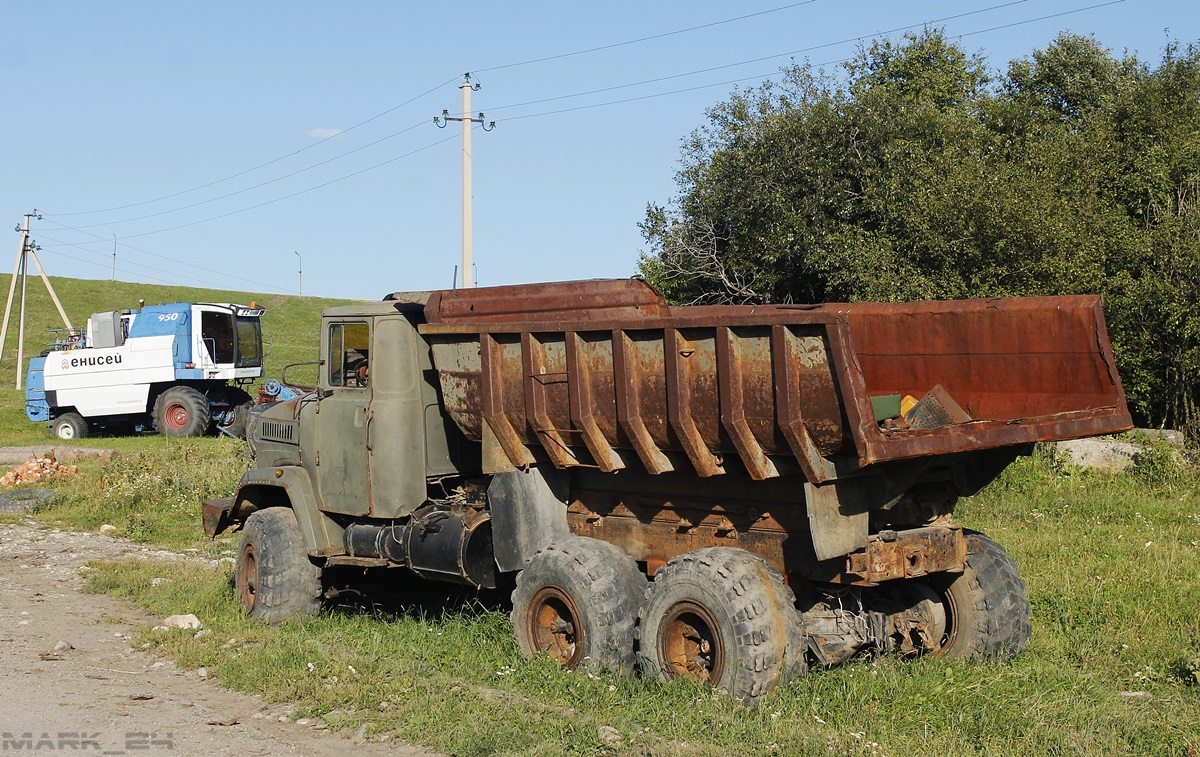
xmin=307 ymin=127 xmax=343 ymax=139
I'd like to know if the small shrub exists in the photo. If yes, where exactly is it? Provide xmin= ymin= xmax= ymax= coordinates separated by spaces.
xmin=1129 ymin=433 xmax=1188 ymax=487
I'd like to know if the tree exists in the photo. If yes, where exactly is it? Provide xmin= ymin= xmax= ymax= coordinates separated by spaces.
xmin=639 ymin=31 xmax=1200 ymax=435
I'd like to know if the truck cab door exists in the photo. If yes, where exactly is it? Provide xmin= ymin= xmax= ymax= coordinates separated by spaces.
xmin=363 ymin=315 xmax=426 ymax=519
xmin=314 ymin=320 xmax=372 ymax=516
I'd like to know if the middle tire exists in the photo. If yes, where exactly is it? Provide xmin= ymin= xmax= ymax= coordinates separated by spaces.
xmin=637 ymin=547 xmax=803 ymax=703
xmin=511 ymin=536 xmax=645 ymax=672
xmin=153 ymin=385 xmax=211 ymax=436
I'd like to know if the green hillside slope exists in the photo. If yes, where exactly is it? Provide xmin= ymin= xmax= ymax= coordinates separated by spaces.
xmin=0 ymin=275 xmax=363 ymax=443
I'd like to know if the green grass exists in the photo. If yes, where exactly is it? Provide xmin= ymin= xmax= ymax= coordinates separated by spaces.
xmin=50 ymin=453 xmax=1200 ymax=756
xmin=0 ymin=273 xmax=357 ymax=444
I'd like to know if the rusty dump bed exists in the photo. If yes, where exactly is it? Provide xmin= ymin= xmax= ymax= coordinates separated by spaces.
xmin=415 ymin=279 xmax=1132 ymax=483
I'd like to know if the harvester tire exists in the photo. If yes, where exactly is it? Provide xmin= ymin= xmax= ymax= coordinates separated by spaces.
xmin=927 ymin=530 xmax=1031 ymax=659
xmin=512 ymin=536 xmax=645 ymax=673
xmin=50 ymin=412 xmax=88 ymax=440
xmin=216 ymin=387 xmax=254 ymax=438
xmin=153 ymin=386 xmax=210 ymax=437
xmin=236 ymin=507 xmax=322 ymax=624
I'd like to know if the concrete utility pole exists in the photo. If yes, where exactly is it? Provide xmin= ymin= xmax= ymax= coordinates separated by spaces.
xmin=294 ymin=251 xmax=302 ymax=296
xmin=1 ymin=212 xmax=73 ymax=389
xmin=435 ymin=74 xmax=494 ymax=288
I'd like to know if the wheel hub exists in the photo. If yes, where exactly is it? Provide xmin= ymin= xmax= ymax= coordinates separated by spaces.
xmin=238 ymin=544 xmax=259 ymax=614
xmin=527 ymin=586 xmax=583 ymax=668
xmin=658 ymin=601 xmax=724 ymax=684
xmin=164 ymin=402 xmax=189 ymax=431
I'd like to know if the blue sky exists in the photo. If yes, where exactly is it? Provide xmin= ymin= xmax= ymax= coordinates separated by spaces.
xmin=1 ymin=1 xmax=1194 ymax=300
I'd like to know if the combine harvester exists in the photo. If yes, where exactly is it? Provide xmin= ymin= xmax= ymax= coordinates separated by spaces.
xmin=26 ymin=301 xmax=265 ymax=438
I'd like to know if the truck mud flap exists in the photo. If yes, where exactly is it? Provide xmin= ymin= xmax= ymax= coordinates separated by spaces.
xmin=803 ymin=481 xmax=869 ymax=562
xmin=487 ymin=465 xmax=571 ymax=572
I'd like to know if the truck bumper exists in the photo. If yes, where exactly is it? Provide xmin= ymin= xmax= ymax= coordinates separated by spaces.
xmin=202 ymin=497 xmax=237 ymax=538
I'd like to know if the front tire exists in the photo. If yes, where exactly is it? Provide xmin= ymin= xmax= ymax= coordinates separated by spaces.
xmin=50 ymin=412 xmax=88 ymax=440
xmin=927 ymin=531 xmax=1031 ymax=658
xmin=236 ymin=508 xmax=322 ymax=623
xmin=637 ymin=547 xmax=804 ymax=703
xmin=511 ymin=536 xmax=645 ymax=672
xmin=153 ymin=386 xmax=210 ymax=436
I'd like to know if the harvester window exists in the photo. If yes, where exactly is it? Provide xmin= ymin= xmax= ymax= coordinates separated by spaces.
xmin=235 ymin=316 xmax=263 ymax=369
xmin=329 ymin=322 xmax=370 ymax=388
xmin=201 ymin=312 xmax=236 ymax=364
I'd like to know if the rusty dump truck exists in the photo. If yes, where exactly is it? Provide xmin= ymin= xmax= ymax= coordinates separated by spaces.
xmin=205 ymin=278 xmax=1131 ymax=701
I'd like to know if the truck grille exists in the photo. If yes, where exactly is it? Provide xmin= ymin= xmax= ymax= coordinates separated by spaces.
xmin=260 ymin=420 xmax=296 ymax=443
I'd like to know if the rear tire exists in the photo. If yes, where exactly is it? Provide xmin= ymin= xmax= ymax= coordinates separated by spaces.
xmin=927 ymin=531 xmax=1031 ymax=658
xmin=236 ymin=508 xmax=322 ymax=624
xmin=50 ymin=412 xmax=88 ymax=440
xmin=153 ymin=386 xmax=210 ymax=436
xmin=511 ymin=536 xmax=645 ymax=672
xmin=637 ymin=547 xmax=804 ymax=703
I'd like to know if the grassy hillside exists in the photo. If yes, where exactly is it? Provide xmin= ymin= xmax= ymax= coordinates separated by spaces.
xmin=0 ymin=274 xmax=360 ymax=444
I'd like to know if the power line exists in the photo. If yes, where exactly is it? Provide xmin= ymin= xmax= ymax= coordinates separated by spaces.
xmin=46 ymin=76 xmax=460 ymax=217
xmin=101 ymin=131 xmax=462 ymax=241
xmin=37 ymin=221 xmax=292 ymax=293
xmin=488 ymin=0 xmax=1033 ymax=115
xmin=473 ymin=1 xmax=819 ymax=73
xmin=31 ymin=0 xmax=1126 ymax=256
xmin=499 ymin=0 xmax=1127 ymax=121
xmin=36 ymin=234 xmax=267 ymax=291
xmin=43 ymin=4 xmax=823 ymax=222
xmin=66 ymin=120 xmax=429 ymax=229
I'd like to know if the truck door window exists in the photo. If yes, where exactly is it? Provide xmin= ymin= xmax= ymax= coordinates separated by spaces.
xmin=201 ymin=311 xmax=236 ymax=364
xmin=329 ymin=322 xmax=370 ymax=388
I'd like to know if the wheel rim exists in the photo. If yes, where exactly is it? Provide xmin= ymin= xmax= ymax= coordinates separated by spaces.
xmin=238 ymin=543 xmax=259 ymax=614
xmin=526 ymin=586 xmax=583 ymax=668
xmin=658 ymin=600 xmax=725 ymax=684
xmin=56 ymin=423 xmax=74 ymax=439
xmin=163 ymin=402 xmax=189 ymax=431
xmin=932 ymin=583 xmax=958 ymax=656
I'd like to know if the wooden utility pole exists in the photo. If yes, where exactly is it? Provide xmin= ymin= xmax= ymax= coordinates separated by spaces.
xmin=435 ymin=74 xmax=494 ymax=289
xmin=0 ymin=212 xmax=73 ymax=389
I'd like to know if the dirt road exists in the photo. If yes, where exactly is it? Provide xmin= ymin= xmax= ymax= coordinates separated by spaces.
xmin=0 ymin=521 xmax=435 ymax=757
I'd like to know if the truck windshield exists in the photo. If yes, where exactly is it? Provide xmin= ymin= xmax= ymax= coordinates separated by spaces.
xmin=235 ymin=317 xmax=263 ymax=369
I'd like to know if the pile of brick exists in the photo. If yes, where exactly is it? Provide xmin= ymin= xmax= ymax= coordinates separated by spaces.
xmin=0 ymin=452 xmax=78 ymax=487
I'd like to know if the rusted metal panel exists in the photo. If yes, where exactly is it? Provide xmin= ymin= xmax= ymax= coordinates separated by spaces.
xmin=716 ymin=326 xmax=779 ymax=481
xmin=665 ymin=328 xmax=725 ymax=477
xmin=565 ymin=332 xmax=625 ymax=472
xmin=424 ymin=277 xmax=669 ymax=324
xmin=417 ymin=279 xmax=1132 ymax=478
xmin=479 ymin=333 xmax=535 ymax=469
xmin=613 ymin=330 xmax=674 ymax=474
xmin=521 ymin=332 xmax=579 ymax=469
xmin=773 ymin=324 xmax=840 ymax=484
xmin=820 ymin=527 xmax=967 ymax=586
